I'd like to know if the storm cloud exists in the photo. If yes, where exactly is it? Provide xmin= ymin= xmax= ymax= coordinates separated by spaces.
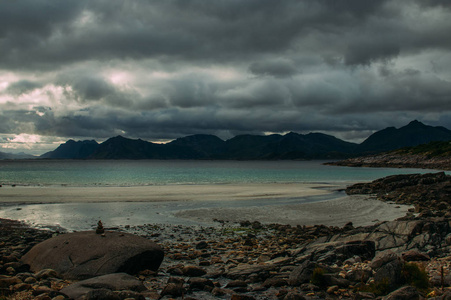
xmin=0 ymin=0 xmax=451 ymax=154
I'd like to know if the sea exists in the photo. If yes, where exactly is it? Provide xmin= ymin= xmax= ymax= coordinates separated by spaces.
xmin=0 ymin=160 xmax=442 ymax=231
xmin=0 ymin=159 xmax=437 ymax=187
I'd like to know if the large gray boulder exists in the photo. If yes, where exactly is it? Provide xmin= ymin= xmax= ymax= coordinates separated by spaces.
xmin=21 ymin=231 xmax=164 ymax=280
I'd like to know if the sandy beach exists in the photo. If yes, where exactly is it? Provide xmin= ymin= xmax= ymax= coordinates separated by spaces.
xmin=0 ymin=183 xmax=412 ymax=230
xmin=176 ymin=194 xmax=412 ymax=227
xmin=0 ymin=183 xmax=333 ymax=204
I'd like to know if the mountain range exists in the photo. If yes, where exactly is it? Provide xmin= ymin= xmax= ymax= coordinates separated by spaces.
xmin=0 ymin=151 xmax=35 ymax=160
xmin=38 ymin=120 xmax=451 ymax=160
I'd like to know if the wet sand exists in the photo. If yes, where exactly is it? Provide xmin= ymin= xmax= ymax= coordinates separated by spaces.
xmin=0 ymin=183 xmax=412 ymax=229
xmin=0 ymin=183 xmax=332 ymax=204
xmin=176 ymin=195 xmax=412 ymax=227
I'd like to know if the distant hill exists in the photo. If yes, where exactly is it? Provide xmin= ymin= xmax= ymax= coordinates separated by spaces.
xmin=39 ymin=120 xmax=451 ymax=160
xmin=328 ymin=140 xmax=451 ymax=170
xmin=358 ymin=120 xmax=451 ymax=154
xmin=0 ymin=151 xmax=35 ymax=160
xmin=395 ymin=140 xmax=451 ymax=157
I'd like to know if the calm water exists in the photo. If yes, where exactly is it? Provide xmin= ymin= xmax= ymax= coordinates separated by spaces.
xmin=0 ymin=160 xmax=440 ymax=187
xmin=0 ymin=160 xmax=442 ymax=230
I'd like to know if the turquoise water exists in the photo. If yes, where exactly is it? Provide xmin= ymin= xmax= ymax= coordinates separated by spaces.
xmin=0 ymin=160 xmax=443 ymax=230
xmin=0 ymin=159 xmax=440 ymax=187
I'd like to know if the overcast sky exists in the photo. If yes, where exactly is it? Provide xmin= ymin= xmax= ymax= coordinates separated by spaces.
xmin=1 ymin=0 xmax=451 ymax=155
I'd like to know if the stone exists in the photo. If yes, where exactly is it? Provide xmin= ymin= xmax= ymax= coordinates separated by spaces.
xmin=35 ymin=269 xmax=60 ymax=280
xmin=85 ymin=288 xmax=120 ymax=300
xmin=187 ymin=277 xmax=214 ymax=290
xmin=326 ymin=285 xmax=339 ymax=294
xmin=95 ymin=220 xmax=105 ymax=235
xmin=21 ymin=231 xmax=164 ymax=280
xmin=288 ymin=260 xmax=316 ymax=286
xmin=24 ymin=276 xmax=37 ymax=284
xmin=382 ymin=285 xmax=419 ymax=300
xmin=354 ymin=291 xmax=376 ymax=299
xmin=161 ymin=283 xmax=185 ymax=297
xmin=345 ymin=269 xmax=372 ymax=283
xmin=231 ymin=294 xmax=256 ymax=300
xmin=401 ymin=250 xmax=430 ymax=261
xmin=195 ymin=241 xmax=208 ymax=249
xmin=115 ymin=290 xmax=145 ymax=300
xmin=13 ymin=282 xmax=32 ymax=291
xmin=304 ymin=240 xmax=375 ymax=265
xmin=322 ymin=274 xmax=351 ymax=288
xmin=370 ymin=252 xmax=403 ymax=287
xmin=182 ymin=265 xmax=207 ymax=277
xmin=60 ymin=273 xmax=146 ymax=300
xmin=226 ymin=280 xmax=248 ymax=288
xmin=262 ymin=277 xmax=287 ymax=287
xmin=0 ymin=275 xmax=21 ymax=288
xmin=445 ymin=234 xmax=451 ymax=245
xmin=212 ymin=287 xmax=232 ymax=296
xmin=284 ymin=292 xmax=306 ymax=300
xmin=226 ymin=264 xmax=275 ymax=279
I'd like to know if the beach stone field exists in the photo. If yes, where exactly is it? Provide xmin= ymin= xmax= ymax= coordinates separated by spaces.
xmin=1 ymin=172 xmax=451 ymax=300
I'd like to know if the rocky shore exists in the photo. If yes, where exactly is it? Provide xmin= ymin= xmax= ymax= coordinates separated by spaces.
xmin=326 ymin=153 xmax=451 ymax=171
xmin=2 ymin=173 xmax=451 ymax=299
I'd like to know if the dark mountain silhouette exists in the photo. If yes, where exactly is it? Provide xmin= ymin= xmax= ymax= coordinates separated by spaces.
xmin=90 ymin=135 xmax=202 ymax=159
xmin=168 ymin=134 xmax=226 ymax=158
xmin=358 ymin=120 xmax=451 ymax=154
xmin=39 ymin=120 xmax=451 ymax=160
xmin=40 ymin=140 xmax=99 ymax=159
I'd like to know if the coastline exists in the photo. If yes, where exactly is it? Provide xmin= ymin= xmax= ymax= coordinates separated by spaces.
xmin=0 ymin=183 xmax=412 ymax=230
xmin=0 ymin=183 xmax=333 ymax=205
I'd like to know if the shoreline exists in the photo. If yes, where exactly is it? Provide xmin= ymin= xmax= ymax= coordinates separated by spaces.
xmin=0 ymin=182 xmax=412 ymax=231
xmin=0 ymin=182 xmax=334 ymax=205
xmin=175 ymin=194 xmax=413 ymax=228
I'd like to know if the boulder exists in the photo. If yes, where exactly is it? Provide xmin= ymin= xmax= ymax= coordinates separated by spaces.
xmin=401 ymin=250 xmax=430 ymax=261
xmin=303 ymin=240 xmax=375 ymax=265
xmin=382 ymin=286 xmax=419 ymax=300
xmin=288 ymin=260 xmax=316 ymax=286
xmin=60 ymin=273 xmax=146 ymax=300
xmin=370 ymin=252 xmax=403 ymax=287
xmin=21 ymin=231 xmax=164 ymax=280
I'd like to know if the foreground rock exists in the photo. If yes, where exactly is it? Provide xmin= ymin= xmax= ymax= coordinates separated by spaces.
xmin=60 ymin=273 xmax=146 ymax=300
xmin=21 ymin=231 xmax=164 ymax=280
xmin=3 ymin=216 xmax=451 ymax=299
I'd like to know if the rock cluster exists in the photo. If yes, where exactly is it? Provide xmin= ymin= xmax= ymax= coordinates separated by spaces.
xmin=2 ymin=212 xmax=451 ymax=299
xmin=326 ymin=153 xmax=451 ymax=170
xmin=346 ymin=172 xmax=451 ymax=212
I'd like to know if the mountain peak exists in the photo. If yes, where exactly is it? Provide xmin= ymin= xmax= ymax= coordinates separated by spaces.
xmin=405 ymin=120 xmax=426 ymax=128
xmin=359 ymin=120 xmax=451 ymax=154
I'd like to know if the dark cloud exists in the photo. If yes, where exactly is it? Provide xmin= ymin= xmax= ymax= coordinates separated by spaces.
xmin=249 ymin=59 xmax=298 ymax=78
xmin=5 ymin=80 xmax=42 ymax=95
xmin=0 ymin=0 xmax=451 ymax=153
xmin=0 ymin=0 xmax=404 ymax=69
